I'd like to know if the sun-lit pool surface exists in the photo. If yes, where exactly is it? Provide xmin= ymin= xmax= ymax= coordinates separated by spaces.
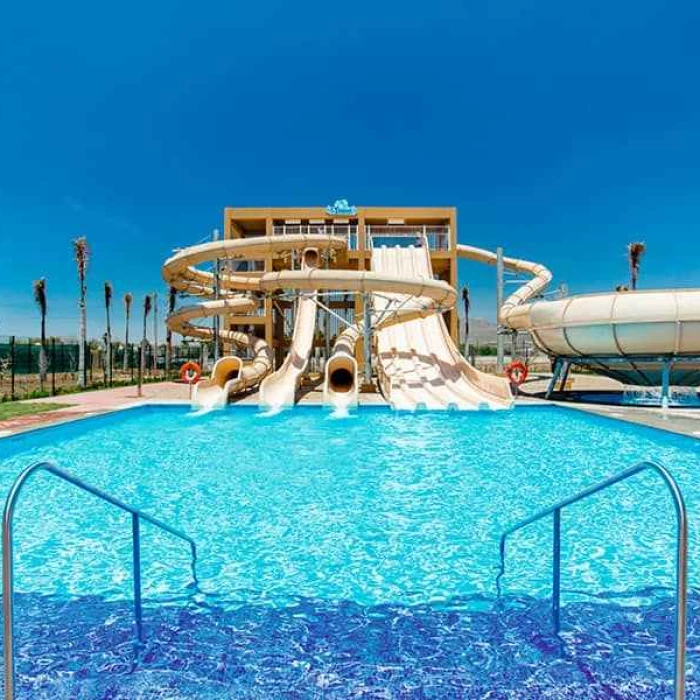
xmin=2 ymin=404 xmax=700 ymax=698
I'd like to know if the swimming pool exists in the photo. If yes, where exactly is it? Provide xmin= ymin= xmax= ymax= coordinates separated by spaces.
xmin=1 ymin=405 xmax=699 ymax=697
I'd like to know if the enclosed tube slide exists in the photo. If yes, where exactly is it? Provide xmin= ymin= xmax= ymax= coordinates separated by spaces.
xmin=458 ymin=244 xmax=700 ymax=387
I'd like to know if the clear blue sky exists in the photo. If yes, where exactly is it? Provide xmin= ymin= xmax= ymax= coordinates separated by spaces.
xmin=1 ymin=0 xmax=699 ymax=340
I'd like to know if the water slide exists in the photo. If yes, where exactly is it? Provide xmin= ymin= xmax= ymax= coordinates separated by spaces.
xmin=163 ymin=234 xmax=460 ymax=409
xmin=258 ymin=249 xmax=320 ymax=410
xmin=164 ymin=235 xmax=346 ymax=408
xmin=457 ymin=244 xmax=700 ymax=388
xmin=370 ymin=246 xmax=513 ymax=410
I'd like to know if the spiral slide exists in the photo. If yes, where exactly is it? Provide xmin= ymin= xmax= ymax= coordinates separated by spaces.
xmin=163 ymin=233 xmax=462 ymax=409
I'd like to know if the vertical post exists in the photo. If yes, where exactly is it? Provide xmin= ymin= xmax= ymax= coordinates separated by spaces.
xmin=130 ymin=344 xmax=135 ymax=381
xmin=324 ymin=251 xmax=331 ymax=364
xmin=84 ymin=341 xmax=88 ymax=388
xmin=673 ymin=490 xmax=688 ymax=700
xmin=51 ymin=338 xmax=56 ymax=396
xmin=131 ymin=513 xmax=144 ymax=643
xmin=496 ymin=246 xmax=505 ymax=373
xmin=363 ymin=293 xmax=372 ymax=386
xmin=661 ymin=358 xmax=672 ymax=409
xmin=552 ymin=508 xmax=561 ymax=635
xmin=152 ymin=292 xmax=159 ymax=374
xmin=545 ymin=358 xmax=563 ymax=399
xmin=3 ymin=500 xmax=16 ymax=700
xmin=10 ymin=335 xmax=15 ymax=400
xmin=213 ymin=229 xmax=220 ymax=364
xmin=559 ymin=359 xmax=572 ymax=392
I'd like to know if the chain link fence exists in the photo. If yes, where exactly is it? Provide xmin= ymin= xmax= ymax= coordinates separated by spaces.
xmin=0 ymin=336 xmax=205 ymax=401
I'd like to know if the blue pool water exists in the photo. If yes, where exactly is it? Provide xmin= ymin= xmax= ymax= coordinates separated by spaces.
xmin=1 ymin=405 xmax=700 ymax=697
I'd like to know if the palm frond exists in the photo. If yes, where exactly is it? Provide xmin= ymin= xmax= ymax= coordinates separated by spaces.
xmin=33 ymin=278 xmax=47 ymax=315
xmin=104 ymin=281 xmax=113 ymax=308
xmin=73 ymin=237 xmax=89 ymax=278
xmin=124 ymin=292 xmax=133 ymax=311
xmin=144 ymin=294 xmax=152 ymax=316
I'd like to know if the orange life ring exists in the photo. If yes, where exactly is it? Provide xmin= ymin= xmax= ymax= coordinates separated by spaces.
xmin=505 ymin=360 xmax=528 ymax=386
xmin=180 ymin=361 xmax=201 ymax=384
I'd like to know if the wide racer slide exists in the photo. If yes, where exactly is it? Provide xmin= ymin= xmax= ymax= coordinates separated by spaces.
xmin=371 ymin=246 xmax=513 ymax=410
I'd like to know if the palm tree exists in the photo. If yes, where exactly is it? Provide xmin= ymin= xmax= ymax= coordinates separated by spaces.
xmin=73 ymin=237 xmax=89 ymax=387
xmin=123 ymin=292 xmax=133 ymax=371
xmin=628 ymin=242 xmax=646 ymax=291
xmin=461 ymin=285 xmax=470 ymax=350
xmin=33 ymin=278 xmax=48 ymax=388
xmin=138 ymin=294 xmax=152 ymax=397
xmin=104 ymin=282 xmax=113 ymax=385
xmin=166 ymin=286 xmax=177 ymax=377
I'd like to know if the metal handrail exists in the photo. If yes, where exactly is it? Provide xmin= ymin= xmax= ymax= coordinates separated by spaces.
xmin=2 ymin=462 xmax=199 ymax=700
xmin=496 ymin=461 xmax=687 ymax=700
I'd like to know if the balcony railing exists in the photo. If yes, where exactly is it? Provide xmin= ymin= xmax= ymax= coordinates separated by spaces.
xmin=366 ymin=225 xmax=450 ymax=251
xmin=272 ymin=224 xmax=358 ymax=250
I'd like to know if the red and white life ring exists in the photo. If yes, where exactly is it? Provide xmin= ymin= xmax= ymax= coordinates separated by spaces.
xmin=505 ymin=360 xmax=528 ymax=386
xmin=180 ymin=361 xmax=201 ymax=384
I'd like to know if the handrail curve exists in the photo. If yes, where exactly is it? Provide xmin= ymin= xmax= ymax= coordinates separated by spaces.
xmin=496 ymin=461 xmax=687 ymax=700
xmin=2 ymin=461 xmax=199 ymax=700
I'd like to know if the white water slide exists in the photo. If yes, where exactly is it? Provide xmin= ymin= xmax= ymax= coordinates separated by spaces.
xmin=258 ymin=249 xmax=319 ymax=410
xmin=370 ymin=246 xmax=513 ymax=410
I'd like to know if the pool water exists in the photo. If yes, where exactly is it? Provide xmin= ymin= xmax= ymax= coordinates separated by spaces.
xmin=1 ymin=405 xmax=700 ymax=697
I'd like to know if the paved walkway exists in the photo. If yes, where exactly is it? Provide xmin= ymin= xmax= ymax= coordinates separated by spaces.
xmin=0 ymin=383 xmax=190 ymax=437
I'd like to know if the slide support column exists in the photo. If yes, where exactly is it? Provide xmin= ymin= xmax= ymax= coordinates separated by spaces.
xmin=496 ymin=246 xmax=505 ymax=373
xmin=363 ymin=293 xmax=372 ymax=386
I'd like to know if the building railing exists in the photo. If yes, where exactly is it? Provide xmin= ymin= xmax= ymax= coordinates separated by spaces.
xmin=366 ymin=225 xmax=450 ymax=251
xmin=272 ymin=224 xmax=358 ymax=250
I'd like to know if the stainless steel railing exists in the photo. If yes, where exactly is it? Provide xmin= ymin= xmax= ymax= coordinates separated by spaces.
xmin=496 ymin=461 xmax=687 ymax=700
xmin=2 ymin=462 xmax=199 ymax=700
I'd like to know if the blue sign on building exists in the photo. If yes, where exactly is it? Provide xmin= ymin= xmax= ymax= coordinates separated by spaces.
xmin=326 ymin=199 xmax=357 ymax=216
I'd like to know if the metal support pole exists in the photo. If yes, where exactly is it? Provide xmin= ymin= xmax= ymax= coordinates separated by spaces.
xmin=552 ymin=508 xmax=561 ymax=634
xmin=10 ymin=335 xmax=15 ymax=400
xmin=662 ymin=358 xmax=672 ymax=409
xmin=559 ymin=360 xmax=571 ymax=392
xmin=3 ymin=492 xmax=16 ymax=699
xmin=132 ymin=513 xmax=144 ymax=643
xmin=496 ymin=246 xmax=505 ymax=373
xmin=152 ymin=292 xmax=159 ymax=374
xmin=213 ymin=229 xmax=220 ymax=364
xmin=545 ymin=358 xmax=563 ymax=399
xmin=363 ymin=293 xmax=372 ymax=386
xmin=51 ymin=337 xmax=56 ymax=396
xmin=324 ymin=251 xmax=331 ymax=363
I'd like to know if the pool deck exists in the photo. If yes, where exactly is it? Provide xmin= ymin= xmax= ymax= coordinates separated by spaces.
xmin=0 ymin=377 xmax=698 ymax=440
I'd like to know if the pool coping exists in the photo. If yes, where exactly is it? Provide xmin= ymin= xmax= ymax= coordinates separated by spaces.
xmin=1 ymin=392 xmax=699 ymax=443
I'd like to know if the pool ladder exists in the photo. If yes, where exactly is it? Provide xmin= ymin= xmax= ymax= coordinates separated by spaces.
xmin=2 ymin=461 xmax=199 ymax=700
xmin=496 ymin=461 xmax=688 ymax=700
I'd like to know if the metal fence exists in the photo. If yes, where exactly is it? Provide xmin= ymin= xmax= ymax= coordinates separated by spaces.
xmin=0 ymin=336 xmax=205 ymax=401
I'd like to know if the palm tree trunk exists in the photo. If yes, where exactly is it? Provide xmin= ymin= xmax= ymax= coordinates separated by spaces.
xmin=78 ymin=281 xmax=86 ymax=388
xmin=39 ymin=315 xmax=47 ymax=386
xmin=124 ymin=308 xmax=130 ymax=371
xmin=106 ymin=313 xmax=112 ymax=385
